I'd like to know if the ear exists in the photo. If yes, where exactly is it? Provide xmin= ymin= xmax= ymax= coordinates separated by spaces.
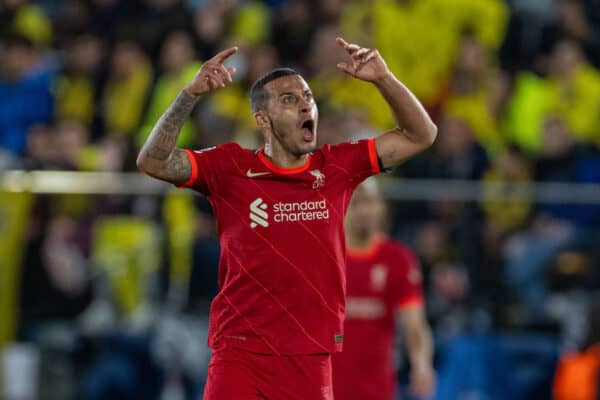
xmin=254 ymin=111 xmax=270 ymax=130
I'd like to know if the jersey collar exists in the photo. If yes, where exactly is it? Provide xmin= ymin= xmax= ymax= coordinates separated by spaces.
xmin=257 ymin=148 xmax=312 ymax=175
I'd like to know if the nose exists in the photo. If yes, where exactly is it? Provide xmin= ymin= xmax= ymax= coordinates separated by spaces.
xmin=299 ymin=98 xmax=311 ymax=113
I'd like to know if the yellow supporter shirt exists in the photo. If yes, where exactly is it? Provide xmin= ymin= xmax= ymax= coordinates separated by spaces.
xmin=368 ymin=0 xmax=508 ymax=103
xmin=546 ymin=64 xmax=600 ymax=147
xmin=56 ymin=76 xmax=95 ymax=125
xmin=104 ymin=60 xmax=153 ymax=135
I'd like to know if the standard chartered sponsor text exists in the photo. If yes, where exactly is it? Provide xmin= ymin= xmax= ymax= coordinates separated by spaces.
xmin=273 ymin=199 xmax=329 ymax=222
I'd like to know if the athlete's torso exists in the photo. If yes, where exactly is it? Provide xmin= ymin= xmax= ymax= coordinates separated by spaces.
xmin=181 ymin=139 xmax=380 ymax=355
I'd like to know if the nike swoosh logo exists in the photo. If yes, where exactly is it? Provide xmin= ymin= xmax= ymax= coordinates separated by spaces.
xmin=246 ymin=169 xmax=271 ymax=178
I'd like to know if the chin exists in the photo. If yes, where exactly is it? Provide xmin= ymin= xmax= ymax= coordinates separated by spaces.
xmin=303 ymin=141 xmax=318 ymax=153
xmin=293 ymin=143 xmax=316 ymax=156
xmin=303 ymin=145 xmax=317 ymax=155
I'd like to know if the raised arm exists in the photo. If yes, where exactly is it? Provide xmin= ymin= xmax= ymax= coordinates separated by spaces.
xmin=136 ymin=46 xmax=238 ymax=185
xmin=335 ymin=37 xmax=437 ymax=169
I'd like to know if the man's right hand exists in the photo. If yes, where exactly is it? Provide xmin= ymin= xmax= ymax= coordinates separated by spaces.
xmin=185 ymin=46 xmax=238 ymax=96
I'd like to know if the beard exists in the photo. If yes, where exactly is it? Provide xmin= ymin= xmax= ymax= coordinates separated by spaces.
xmin=270 ymin=120 xmax=317 ymax=156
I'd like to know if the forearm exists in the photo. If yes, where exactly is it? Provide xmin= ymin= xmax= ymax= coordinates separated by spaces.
xmin=138 ymin=90 xmax=198 ymax=163
xmin=137 ymin=90 xmax=198 ymax=183
xmin=405 ymin=323 xmax=433 ymax=370
xmin=374 ymin=73 xmax=437 ymax=144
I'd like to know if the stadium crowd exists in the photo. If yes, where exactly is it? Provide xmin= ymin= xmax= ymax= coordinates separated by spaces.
xmin=1 ymin=0 xmax=600 ymax=399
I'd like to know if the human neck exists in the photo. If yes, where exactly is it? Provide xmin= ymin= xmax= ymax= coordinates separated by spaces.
xmin=346 ymin=229 xmax=377 ymax=250
xmin=265 ymin=141 xmax=308 ymax=169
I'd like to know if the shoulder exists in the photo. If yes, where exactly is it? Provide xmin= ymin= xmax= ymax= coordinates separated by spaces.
xmin=380 ymin=236 xmax=418 ymax=268
xmin=211 ymin=142 xmax=244 ymax=153
xmin=313 ymin=139 xmax=375 ymax=168
xmin=189 ymin=142 xmax=251 ymax=158
xmin=317 ymin=139 xmax=366 ymax=156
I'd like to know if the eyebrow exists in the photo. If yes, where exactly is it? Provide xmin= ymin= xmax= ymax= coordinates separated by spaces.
xmin=279 ymin=89 xmax=312 ymax=96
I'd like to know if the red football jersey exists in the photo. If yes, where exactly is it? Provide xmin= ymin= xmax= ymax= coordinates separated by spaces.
xmin=179 ymin=139 xmax=380 ymax=355
xmin=332 ymin=234 xmax=423 ymax=400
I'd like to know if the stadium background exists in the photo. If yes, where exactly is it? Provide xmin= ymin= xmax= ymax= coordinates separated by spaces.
xmin=1 ymin=0 xmax=600 ymax=399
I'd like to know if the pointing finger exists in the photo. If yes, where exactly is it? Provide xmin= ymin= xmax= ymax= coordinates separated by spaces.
xmin=212 ymin=46 xmax=239 ymax=63
xmin=336 ymin=36 xmax=359 ymax=54
xmin=336 ymin=36 xmax=350 ymax=48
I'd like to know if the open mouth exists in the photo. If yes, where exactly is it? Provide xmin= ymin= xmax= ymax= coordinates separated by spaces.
xmin=301 ymin=119 xmax=314 ymax=132
xmin=300 ymin=119 xmax=315 ymax=142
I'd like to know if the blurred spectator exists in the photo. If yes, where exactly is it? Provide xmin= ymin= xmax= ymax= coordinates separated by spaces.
xmin=544 ymin=0 xmax=600 ymax=67
xmin=505 ymin=39 xmax=600 ymax=153
xmin=55 ymin=119 xmax=91 ymax=170
xmin=229 ymin=1 xmax=270 ymax=47
xmin=535 ymin=116 xmax=600 ymax=224
xmin=366 ymin=0 xmax=508 ymax=104
xmin=481 ymin=146 xmax=533 ymax=235
xmin=414 ymin=222 xmax=471 ymax=339
xmin=441 ymin=34 xmax=507 ymax=158
xmin=138 ymin=30 xmax=201 ymax=149
xmin=502 ymin=116 xmax=600 ymax=321
xmin=102 ymin=40 xmax=153 ymax=137
xmin=23 ymin=124 xmax=59 ymax=169
xmin=271 ymin=0 xmax=315 ymax=67
xmin=426 ymin=114 xmax=489 ymax=180
xmin=55 ymin=33 xmax=105 ymax=128
xmin=19 ymin=214 xmax=93 ymax=332
xmin=545 ymin=39 xmax=600 ymax=147
xmin=0 ymin=33 xmax=55 ymax=154
xmin=0 ymin=0 xmax=52 ymax=47
xmin=553 ymin=343 xmax=600 ymax=400
xmin=191 ymin=3 xmax=228 ymax=59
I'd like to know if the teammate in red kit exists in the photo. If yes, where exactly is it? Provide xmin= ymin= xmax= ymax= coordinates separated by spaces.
xmin=332 ymin=179 xmax=435 ymax=400
xmin=137 ymin=37 xmax=437 ymax=400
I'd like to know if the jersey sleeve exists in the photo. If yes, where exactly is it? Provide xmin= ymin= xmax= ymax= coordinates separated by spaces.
xmin=176 ymin=144 xmax=229 ymax=196
xmin=388 ymin=244 xmax=424 ymax=310
xmin=327 ymin=138 xmax=381 ymax=187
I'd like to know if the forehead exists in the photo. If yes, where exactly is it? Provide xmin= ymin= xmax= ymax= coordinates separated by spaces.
xmin=264 ymin=75 xmax=311 ymax=95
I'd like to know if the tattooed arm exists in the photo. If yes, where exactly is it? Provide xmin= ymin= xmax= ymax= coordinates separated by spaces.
xmin=136 ymin=91 xmax=197 ymax=184
xmin=136 ymin=47 xmax=238 ymax=185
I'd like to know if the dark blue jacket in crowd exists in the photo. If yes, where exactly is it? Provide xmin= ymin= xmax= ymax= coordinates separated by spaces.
xmin=0 ymin=66 xmax=54 ymax=154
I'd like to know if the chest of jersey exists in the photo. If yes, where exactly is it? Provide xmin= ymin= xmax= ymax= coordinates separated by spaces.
xmin=213 ymin=155 xmax=351 ymax=242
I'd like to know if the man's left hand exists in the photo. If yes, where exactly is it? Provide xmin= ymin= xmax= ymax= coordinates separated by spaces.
xmin=335 ymin=36 xmax=391 ymax=83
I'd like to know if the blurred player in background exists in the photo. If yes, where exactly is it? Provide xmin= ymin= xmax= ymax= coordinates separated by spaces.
xmin=137 ymin=37 xmax=436 ymax=400
xmin=333 ymin=178 xmax=435 ymax=400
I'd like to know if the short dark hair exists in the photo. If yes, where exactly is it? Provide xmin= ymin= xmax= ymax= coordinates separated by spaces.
xmin=250 ymin=68 xmax=299 ymax=113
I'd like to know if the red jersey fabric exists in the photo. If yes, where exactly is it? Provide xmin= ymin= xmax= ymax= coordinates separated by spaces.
xmin=179 ymin=139 xmax=380 ymax=355
xmin=203 ymin=348 xmax=333 ymax=400
xmin=332 ymin=235 xmax=423 ymax=400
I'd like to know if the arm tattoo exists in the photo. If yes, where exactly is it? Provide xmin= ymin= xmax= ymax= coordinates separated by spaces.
xmin=139 ymin=90 xmax=198 ymax=183
xmin=143 ymin=90 xmax=197 ymax=161
xmin=164 ymin=149 xmax=191 ymax=184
